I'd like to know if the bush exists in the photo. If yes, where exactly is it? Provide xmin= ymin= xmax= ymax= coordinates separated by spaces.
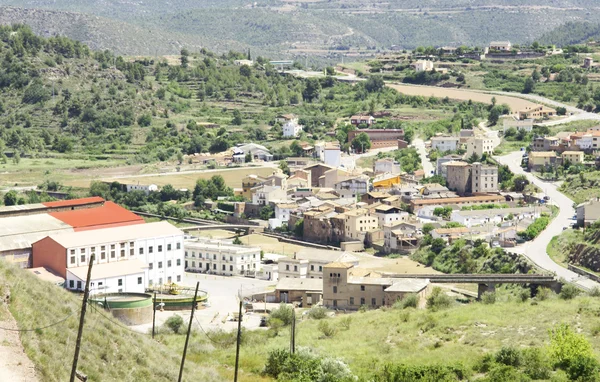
xmin=588 ymin=287 xmax=600 ymax=297
xmin=549 ymin=324 xmax=594 ymax=369
xmin=401 ymin=294 xmax=419 ymax=309
xmin=264 ymin=348 xmax=355 ymax=381
xmin=521 ymin=348 xmax=551 ymax=380
xmin=481 ymin=292 xmax=496 ymax=305
xmin=485 ymin=365 xmax=531 ymax=382
xmin=426 ymin=287 xmax=452 ymax=311
xmin=536 ymin=287 xmax=551 ymax=301
xmin=375 ymin=363 xmax=469 ymax=381
xmin=495 ymin=347 xmax=521 ymax=367
xmin=339 ymin=316 xmax=352 ymax=330
xmin=474 ymin=353 xmax=496 ymax=373
xmin=307 ymin=306 xmax=328 ymax=320
xmin=164 ymin=314 xmax=184 ymax=334
xmin=559 ymin=284 xmax=580 ymax=300
xmin=517 ymin=289 xmax=530 ymax=302
xmin=269 ymin=303 xmax=294 ymax=326
xmin=399 ymin=310 xmax=411 ymax=323
xmin=418 ymin=314 xmax=437 ymax=333
xmin=566 ymin=356 xmax=600 ymax=381
xmin=318 ymin=320 xmax=337 ymax=338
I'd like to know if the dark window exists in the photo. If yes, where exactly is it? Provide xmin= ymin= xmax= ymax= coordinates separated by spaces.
xmin=118 ymin=279 xmax=123 ymax=286
xmin=360 ymin=298 xmax=365 ymax=305
xmin=149 ymin=262 xmax=153 ymax=270
xmin=69 ymin=280 xmax=74 ymax=288
xmin=230 ymin=265 xmax=233 ymax=271
xmin=101 ymin=253 xmax=106 ymax=260
xmin=350 ymin=297 xmax=354 ymax=305
xmin=176 ymin=259 xmax=181 ymax=266
xmin=149 ymin=246 xmax=153 ymax=254
xmin=361 ymin=285 xmax=365 ymax=291
xmin=137 ymin=277 xmax=142 ymax=284
xmin=158 ymin=262 xmax=163 ymax=269
xmin=333 ymin=300 xmax=337 ymax=307
xmin=167 ymin=260 xmax=172 ymax=268
xmin=311 ymin=265 xmax=314 ymax=271
xmin=158 ymin=245 xmax=163 ymax=252
xmin=80 ymin=254 xmax=85 ymax=262
xmin=177 ymin=275 xmax=181 ymax=282
xmin=176 ymin=242 xmax=181 ymax=250
xmin=77 ymin=281 xmax=82 ymax=289
xmin=70 ymin=256 xmax=76 ymax=264
xmin=333 ymin=286 xmax=337 ymax=293
xmin=139 ymin=247 xmax=144 ymax=255
xmin=222 ymin=265 xmax=226 ymax=270
xmin=167 ymin=244 xmax=172 ymax=251
xmin=371 ymin=298 xmax=376 ymax=306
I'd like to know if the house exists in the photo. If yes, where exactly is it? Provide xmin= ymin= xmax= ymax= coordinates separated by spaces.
xmin=32 ymin=221 xmax=184 ymax=293
xmin=274 ymin=277 xmax=322 ymax=305
xmin=301 ymin=207 xmax=341 ymax=244
xmin=570 ymin=130 xmax=600 ymax=151
xmin=412 ymin=60 xmax=434 ymax=72
xmin=430 ymin=136 xmax=460 ymax=152
xmin=337 ymin=208 xmax=379 ymax=242
xmin=283 ymin=120 xmax=303 ymax=138
xmin=184 ymin=238 xmax=261 ymax=277
xmin=234 ymin=59 xmax=254 ymax=66
xmin=466 ymin=137 xmax=495 ymax=158
xmin=334 ymin=174 xmax=370 ymax=198
xmin=350 ymin=115 xmax=376 ymax=127
xmin=251 ymin=185 xmax=288 ymax=206
xmin=421 ymin=183 xmax=450 ymax=196
xmin=518 ymin=105 xmax=557 ymax=120
xmin=361 ymin=191 xmax=392 ymax=205
xmin=274 ymin=202 xmax=298 ymax=224
xmin=347 ymin=129 xmax=404 ymax=149
xmin=232 ymin=143 xmax=273 ymax=163
xmin=562 ymin=151 xmax=585 ymax=165
xmin=322 ymin=263 xmax=431 ymax=309
xmin=374 ymin=158 xmax=401 ymax=175
xmin=373 ymin=173 xmax=402 ymax=189
xmin=410 ymin=195 xmax=506 ymax=212
xmin=436 ymin=154 xmax=463 ymax=176
xmin=383 ymin=222 xmax=421 ymax=253
xmin=489 ymin=41 xmax=512 ymax=52
xmin=528 ymin=151 xmax=557 ymax=171
xmin=241 ymin=174 xmax=268 ymax=199
xmin=503 ymin=116 xmax=533 ymax=133
xmin=278 ymin=249 xmax=359 ymax=279
xmin=445 ymin=161 xmax=472 ymax=195
xmin=531 ymin=136 xmax=560 ymax=152
xmin=431 ymin=226 xmax=471 ymax=241
xmin=471 ymin=162 xmax=498 ymax=194
xmin=123 ymin=183 xmax=159 ymax=195
xmin=276 ymin=114 xmax=298 ymax=124
xmin=323 ymin=143 xmax=341 ymax=167
xmin=374 ymin=205 xmax=409 ymax=227
xmin=304 ymin=163 xmax=336 ymax=187
xmin=576 ymin=198 xmax=600 ymax=227
xmin=584 ymin=57 xmax=594 ymax=69
xmin=450 ymin=207 xmax=542 ymax=228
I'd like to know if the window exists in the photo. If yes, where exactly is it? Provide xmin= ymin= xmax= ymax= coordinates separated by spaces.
xmin=222 ymin=256 xmax=226 ymax=261
xmin=333 ymin=300 xmax=337 ymax=307
xmin=360 ymin=285 xmax=365 ymax=291
xmin=230 ymin=265 xmax=233 ymax=271
xmin=230 ymin=256 xmax=233 ymax=261
xmin=222 ymin=265 xmax=226 ymax=270
xmin=98 ymin=282 xmax=103 ymax=287
xmin=158 ymin=262 xmax=163 ymax=269
xmin=192 ymin=251 xmax=195 ymax=257
xmin=177 ymin=275 xmax=181 ymax=282
xmin=149 ymin=262 xmax=153 ymax=270
xmin=118 ymin=279 xmax=123 ymax=286
xmin=77 ymin=281 xmax=82 ymax=290
xmin=286 ymin=265 xmax=290 ymax=271
xmin=185 ymin=260 xmax=188 ymax=268
xmin=318 ymin=266 xmax=322 ymax=272
xmin=137 ymin=277 xmax=142 ymax=285
xmin=350 ymin=297 xmax=354 ymax=305
xmin=80 ymin=248 xmax=85 ymax=254
xmin=69 ymin=280 xmax=74 ymax=288
xmin=192 ymin=261 xmax=195 ymax=268
xmin=120 ymin=243 xmax=125 ymax=249
xmin=159 ymin=278 xmax=163 ymax=285
xmin=333 ymin=286 xmax=337 ymax=294
xmin=149 ymin=246 xmax=153 ymax=254
xmin=167 ymin=260 xmax=172 ymax=268
xmin=213 ymin=264 xmax=216 ymax=270
xmin=101 ymin=252 xmax=106 ymax=260
xmin=360 ymin=298 xmax=365 ymax=305
xmin=176 ymin=259 xmax=181 ymax=266
xmin=158 ymin=245 xmax=163 ymax=252
xmin=70 ymin=249 xmax=75 ymax=255
xmin=371 ymin=298 xmax=376 ymax=306
xmin=149 ymin=279 xmax=153 ymax=286
xmin=139 ymin=247 xmax=144 ymax=255
xmin=118 ymin=289 xmax=123 ymax=293
xmin=311 ymin=265 xmax=314 ymax=271
xmin=294 ymin=265 xmax=298 ymax=271
xmin=213 ymin=254 xmax=216 ymax=260
xmin=120 ymin=250 xmax=125 ymax=258
xmin=176 ymin=242 xmax=181 ymax=250
xmin=70 ymin=256 xmax=76 ymax=265
xmin=80 ymin=254 xmax=86 ymax=263
xmin=168 ymin=276 xmax=171 ymax=283
xmin=167 ymin=243 xmax=172 ymax=251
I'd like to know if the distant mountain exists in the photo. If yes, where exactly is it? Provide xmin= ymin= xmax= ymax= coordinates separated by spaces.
xmin=1 ymin=1 xmax=600 ymax=56
xmin=538 ymin=21 xmax=600 ymax=47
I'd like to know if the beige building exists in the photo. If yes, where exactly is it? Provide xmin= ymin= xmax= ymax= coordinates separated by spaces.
xmin=340 ymin=208 xmax=379 ymax=242
xmin=466 ymin=137 xmax=495 ymax=158
xmin=322 ymin=263 xmax=431 ymax=309
xmin=518 ymin=105 xmax=557 ymax=120
xmin=576 ymin=198 xmax=600 ymax=227
xmin=528 ymin=151 xmax=557 ymax=171
xmin=278 ymin=249 xmax=359 ymax=279
xmin=471 ymin=162 xmax=498 ymax=193
xmin=445 ymin=161 xmax=471 ymax=195
xmin=562 ymin=151 xmax=584 ymax=165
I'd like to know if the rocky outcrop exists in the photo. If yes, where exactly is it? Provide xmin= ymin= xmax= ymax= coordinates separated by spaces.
xmin=569 ymin=244 xmax=600 ymax=272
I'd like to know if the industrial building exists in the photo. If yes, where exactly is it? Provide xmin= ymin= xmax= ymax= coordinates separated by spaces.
xmin=184 ymin=238 xmax=262 ymax=277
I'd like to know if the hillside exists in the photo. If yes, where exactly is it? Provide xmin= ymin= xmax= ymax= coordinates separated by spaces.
xmin=538 ymin=21 xmax=600 ymax=47
xmin=2 ymin=1 xmax=600 ymax=56
xmin=0 ymin=260 xmax=223 ymax=381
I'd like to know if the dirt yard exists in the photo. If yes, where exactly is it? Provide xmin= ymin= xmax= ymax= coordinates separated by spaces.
xmin=387 ymin=83 xmax=538 ymax=111
xmin=0 ymin=306 xmax=38 ymax=381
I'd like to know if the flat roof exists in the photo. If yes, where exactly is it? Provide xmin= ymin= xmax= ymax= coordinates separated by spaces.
xmin=0 ymin=203 xmax=46 ymax=214
xmin=0 ymin=214 xmax=74 ymax=251
xmin=42 ymin=221 xmax=182 ymax=248
xmin=27 ymin=267 xmax=65 ymax=284
xmin=294 ymin=248 xmax=360 ymax=263
xmin=411 ymin=195 xmax=505 ymax=206
xmin=455 ymin=206 xmax=544 ymax=217
xmin=184 ymin=239 xmax=260 ymax=254
xmin=49 ymin=202 xmax=144 ymax=230
xmin=42 ymin=196 xmax=105 ymax=208
xmin=275 ymin=278 xmax=322 ymax=292
xmin=385 ymin=278 xmax=429 ymax=293
xmin=529 ymin=151 xmax=557 ymax=158
xmin=67 ymin=259 xmax=148 ymax=281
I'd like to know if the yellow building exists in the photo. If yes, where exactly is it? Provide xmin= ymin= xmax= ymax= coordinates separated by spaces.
xmin=373 ymin=174 xmax=401 ymax=189
xmin=241 ymin=174 xmax=268 ymax=199
xmin=562 ymin=151 xmax=584 ymax=165
xmin=340 ymin=209 xmax=379 ymax=242
xmin=528 ymin=151 xmax=557 ymax=171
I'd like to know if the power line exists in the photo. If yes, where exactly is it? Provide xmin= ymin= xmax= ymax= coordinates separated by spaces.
xmin=0 ymin=309 xmax=79 ymax=332
xmin=194 ymin=315 xmax=235 ymax=346
xmin=90 ymin=303 xmax=147 ymax=335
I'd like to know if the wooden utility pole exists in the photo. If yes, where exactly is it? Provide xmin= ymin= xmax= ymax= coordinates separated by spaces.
xmin=178 ymin=282 xmax=199 ymax=382
xmin=290 ymin=308 xmax=296 ymax=354
xmin=234 ymin=300 xmax=243 ymax=382
xmin=152 ymin=291 xmax=157 ymax=339
xmin=70 ymin=254 xmax=94 ymax=382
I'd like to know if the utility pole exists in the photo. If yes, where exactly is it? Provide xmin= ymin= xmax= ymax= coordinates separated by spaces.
xmin=70 ymin=254 xmax=94 ymax=382
xmin=234 ymin=300 xmax=243 ymax=382
xmin=290 ymin=307 xmax=296 ymax=354
xmin=152 ymin=291 xmax=157 ymax=339
xmin=178 ymin=282 xmax=200 ymax=382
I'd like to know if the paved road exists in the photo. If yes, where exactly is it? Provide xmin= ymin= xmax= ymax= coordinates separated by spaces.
xmin=495 ymin=151 xmax=599 ymax=290
xmin=412 ymin=138 xmax=434 ymax=176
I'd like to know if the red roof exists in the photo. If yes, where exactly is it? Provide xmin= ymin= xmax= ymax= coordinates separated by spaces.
xmin=42 ymin=197 xmax=105 ymax=208
xmin=49 ymin=201 xmax=144 ymax=231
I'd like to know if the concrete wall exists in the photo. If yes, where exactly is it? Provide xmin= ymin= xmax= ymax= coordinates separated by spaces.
xmin=32 ymin=237 xmax=68 ymax=278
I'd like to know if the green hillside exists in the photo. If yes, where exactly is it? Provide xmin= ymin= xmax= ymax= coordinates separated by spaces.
xmin=539 ymin=21 xmax=600 ymax=47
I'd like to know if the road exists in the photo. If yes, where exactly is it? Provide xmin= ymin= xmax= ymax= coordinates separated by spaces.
xmin=412 ymin=137 xmax=434 ymax=176
xmin=342 ymin=145 xmax=398 ymax=170
xmin=494 ymin=151 xmax=599 ymax=290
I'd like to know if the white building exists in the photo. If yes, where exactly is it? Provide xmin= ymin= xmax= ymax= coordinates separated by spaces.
xmin=283 ymin=121 xmax=303 ymax=138
xmin=489 ymin=41 xmax=512 ymax=52
xmin=184 ymin=238 xmax=261 ymax=277
xmin=274 ymin=202 xmax=297 ymax=224
xmin=503 ymin=117 xmax=533 ymax=133
xmin=334 ymin=175 xmax=370 ymax=198
xmin=374 ymin=158 xmax=401 ymax=175
xmin=323 ymin=143 xmax=341 ymax=168
xmin=251 ymin=185 xmax=288 ymax=206
xmin=466 ymin=137 xmax=495 ymax=158
xmin=234 ymin=59 xmax=254 ymax=66
xmin=412 ymin=60 xmax=434 ymax=72
xmin=125 ymin=183 xmax=159 ymax=195
xmin=430 ymin=136 xmax=460 ymax=152
xmin=278 ymin=249 xmax=359 ymax=279
xmin=450 ymin=207 xmax=543 ymax=228
xmin=32 ymin=221 xmax=185 ymax=293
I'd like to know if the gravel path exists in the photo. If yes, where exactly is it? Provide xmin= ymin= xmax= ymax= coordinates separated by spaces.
xmin=0 ymin=307 xmax=38 ymax=382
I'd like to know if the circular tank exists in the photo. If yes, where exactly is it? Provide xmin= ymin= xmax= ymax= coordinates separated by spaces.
xmin=148 ymin=287 xmax=209 ymax=311
xmin=90 ymin=293 xmax=153 ymax=325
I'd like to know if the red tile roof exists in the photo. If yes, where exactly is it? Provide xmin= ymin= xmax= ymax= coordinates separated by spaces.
xmin=49 ymin=202 xmax=144 ymax=231
xmin=42 ymin=197 xmax=105 ymax=208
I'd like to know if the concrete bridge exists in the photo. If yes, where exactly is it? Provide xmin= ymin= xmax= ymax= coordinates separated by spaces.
xmin=382 ymin=273 xmax=558 ymax=299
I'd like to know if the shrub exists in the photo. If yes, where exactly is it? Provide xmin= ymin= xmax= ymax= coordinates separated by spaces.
xmin=359 ymin=304 xmax=368 ymax=313
xmin=375 ymin=363 xmax=469 ymax=381
xmin=269 ymin=303 xmax=294 ymax=326
xmin=399 ymin=310 xmax=411 ymax=323
xmin=559 ymin=284 xmax=580 ymax=300
xmin=566 ymin=356 xmax=600 ymax=382
xmin=481 ymin=292 xmax=496 ymax=305
xmin=401 ymin=294 xmax=419 ymax=309
xmin=307 ymin=306 xmax=328 ymax=320
xmin=318 ymin=320 xmax=337 ymax=338
xmin=164 ymin=314 xmax=184 ymax=334
xmin=426 ymin=287 xmax=452 ymax=311
xmin=339 ymin=316 xmax=352 ymax=330
xmin=589 ymin=287 xmax=600 ymax=297
xmin=517 ymin=289 xmax=530 ymax=302
xmin=418 ymin=314 xmax=437 ymax=333
xmin=264 ymin=348 xmax=355 ymax=381
xmin=536 ymin=287 xmax=551 ymax=301
xmin=474 ymin=353 xmax=496 ymax=373
xmin=485 ymin=365 xmax=531 ymax=382
xmin=495 ymin=347 xmax=521 ymax=367
xmin=521 ymin=348 xmax=551 ymax=380
xmin=549 ymin=324 xmax=593 ymax=369
xmin=592 ymin=323 xmax=600 ymax=337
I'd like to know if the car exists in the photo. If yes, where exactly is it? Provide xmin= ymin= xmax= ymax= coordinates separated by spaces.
xmin=520 ymin=147 xmax=525 ymax=151
xmin=259 ymin=316 xmax=268 ymax=327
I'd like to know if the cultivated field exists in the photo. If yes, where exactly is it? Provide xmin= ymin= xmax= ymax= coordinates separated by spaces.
xmin=387 ymin=83 xmax=539 ymax=111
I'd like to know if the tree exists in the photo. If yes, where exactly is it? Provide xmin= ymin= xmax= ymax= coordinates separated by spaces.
xmin=239 ymin=64 xmax=252 ymax=77
xmin=180 ymin=48 xmax=189 ymax=68
xmin=523 ymin=77 xmax=535 ymax=94
xmin=325 ymin=66 xmax=335 ymax=75
xmin=290 ymin=141 xmax=304 ymax=157
xmin=137 ymin=114 xmax=152 ymax=127
xmin=430 ymin=238 xmax=446 ymax=254
xmin=4 ymin=190 xmax=18 ymax=206
xmin=232 ymin=109 xmax=243 ymax=125
xmin=549 ymin=324 xmax=593 ymax=369
xmin=294 ymin=219 xmax=304 ymax=237
xmin=260 ymin=205 xmax=274 ymax=220
xmin=302 ymin=78 xmax=321 ymax=102
xmin=279 ymin=160 xmax=290 ymax=176
xmin=22 ymin=80 xmax=51 ymax=104
xmin=244 ymin=152 xmax=252 ymax=163
xmin=351 ymin=132 xmax=371 ymax=153
xmin=513 ymin=175 xmax=529 ymax=192
xmin=233 ymin=236 xmax=243 ymax=245
xmin=165 ymin=314 xmax=184 ymax=333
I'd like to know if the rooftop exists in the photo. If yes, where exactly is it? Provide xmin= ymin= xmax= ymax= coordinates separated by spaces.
xmin=40 ymin=221 xmax=182 ymax=248
xmin=411 ymin=195 xmax=505 ymax=206
xmin=294 ymin=248 xmax=360 ymax=263
xmin=68 ymin=259 xmax=148 ymax=281
xmin=433 ymin=227 xmax=471 ymax=235
xmin=324 ymin=262 xmax=354 ymax=269
xmin=184 ymin=239 xmax=261 ymax=254
xmin=26 ymin=267 xmax=65 ymax=284
xmin=454 ymin=206 xmax=545 ymax=217
xmin=42 ymin=196 xmax=104 ymax=208
xmin=0 ymin=214 xmax=73 ymax=251
xmin=529 ymin=151 xmax=557 ymax=158
xmin=49 ymin=202 xmax=144 ymax=230
xmin=563 ymin=151 xmax=584 ymax=156
xmin=385 ymin=278 xmax=430 ymax=293
xmin=275 ymin=277 xmax=322 ymax=292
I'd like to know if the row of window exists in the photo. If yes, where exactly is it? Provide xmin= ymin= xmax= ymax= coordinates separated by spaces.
xmin=69 ymin=242 xmax=182 ymax=259
xmin=68 ymin=276 xmax=143 ymax=290
xmin=187 ymin=261 xmax=255 ymax=271
xmin=185 ymin=251 xmax=257 ymax=261
xmin=149 ymin=275 xmax=181 ymax=286
xmin=148 ymin=259 xmax=181 ymax=270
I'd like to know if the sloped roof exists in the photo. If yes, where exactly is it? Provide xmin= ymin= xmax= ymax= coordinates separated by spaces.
xmin=385 ymin=278 xmax=429 ymax=293
xmin=49 ymin=202 xmax=144 ymax=231
xmin=42 ymin=197 xmax=104 ymax=208
xmin=275 ymin=278 xmax=322 ymax=292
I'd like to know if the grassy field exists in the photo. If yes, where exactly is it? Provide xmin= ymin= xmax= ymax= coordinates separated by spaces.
xmin=547 ymin=229 xmax=580 ymax=269
xmin=560 ymin=171 xmax=600 ymax=204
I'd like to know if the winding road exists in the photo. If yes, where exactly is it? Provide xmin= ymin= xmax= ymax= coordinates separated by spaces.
xmin=495 ymin=151 xmax=599 ymax=290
